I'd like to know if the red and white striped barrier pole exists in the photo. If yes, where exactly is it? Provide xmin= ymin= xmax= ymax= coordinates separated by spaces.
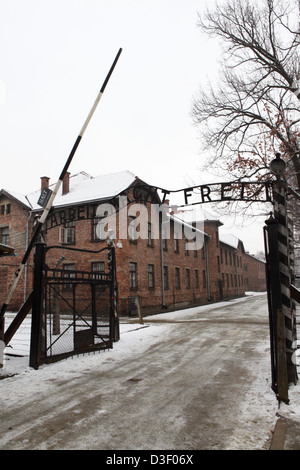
xmin=0 ymin=48 xmax=122 ymax=331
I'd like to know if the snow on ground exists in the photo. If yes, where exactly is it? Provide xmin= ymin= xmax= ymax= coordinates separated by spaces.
xmin=2 ymin=291 xmax=267 ymax=376
xmin=1 ymin=291 xmax=300 ymax=449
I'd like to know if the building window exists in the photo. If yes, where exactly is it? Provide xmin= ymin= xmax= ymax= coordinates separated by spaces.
xmin=162 ymin=225 xmax=168 ymax=251
xmin=130 ymin=262 xmax=137 ymax=288
xmin=0 ymin=205 xmax=4 ymax=215
xmin=92 ymin=217 xmax=105 ymax=241
xmin=60 ymin=221 xmax=75 ymax=244
xmin=217 ymin=256 xmax=221 ymax=272
xmin=63 ymin=263 xmax=75 ymax=289
xmin=163 ymin=266 xmax=169 ymax=290
xmin=175 ymin=267 xmax=180 ymax=289
xmin=92 ymin=262 xmax=105 ymax=279
xmin=162 ymin=237 xmax=167 ymax=251
xmin=195 ymin=269 xmax=199 ymax=289
xmin=1 ymin=227 xmax=9 ymax=245
xmin=174 ymin=238 xmax=179 ymax=253
xmin=147 ymin=222 xmax=153 ymax=246
xmin=184 ymin=237 xmax=189 ymax=256
xmin=148 ymin=264 xmax=154 ymax=288
xmin=129 ymin=216 xmax=137 ymax=242
xmin=186 ymin=269 xmax=190 ymax=289
xmin=6 ymin=204 xmax=11 ymax=215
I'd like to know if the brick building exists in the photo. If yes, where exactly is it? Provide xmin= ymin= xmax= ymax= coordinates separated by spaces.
xmin=0 ymin=189 xmax=33 ymax=310
xmin=243 ymin=251 xmax=266 ymax=292
xmin=219 ymin=233 xmax=249 ymax=299
xmin=0 ymin=170 xmax=266 ymax=315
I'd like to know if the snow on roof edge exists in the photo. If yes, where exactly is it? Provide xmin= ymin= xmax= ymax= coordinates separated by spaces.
xmin=26 ymin=170 xmax=139 ymax=210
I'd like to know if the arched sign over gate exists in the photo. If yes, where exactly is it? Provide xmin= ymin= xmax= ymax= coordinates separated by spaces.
xmin=133 ymin=180 xmax=273 ymax=206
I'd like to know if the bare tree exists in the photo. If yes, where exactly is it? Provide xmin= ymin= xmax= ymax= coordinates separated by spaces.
xmin=192 ymin=0 xmax=300 ymax=188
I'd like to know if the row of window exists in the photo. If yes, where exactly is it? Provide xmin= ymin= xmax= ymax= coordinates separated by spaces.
xmin=51 ymin=221 xmax=208 ymax=262
xmin=129 ymin=262 xmax=207 ymax=291
xmin=58 ymin=221 xmax=243 ymax=272
xmin=220 ymin=248 xmax=243 ymax=268
xmin=1 ymin=222 xmax=245 ymax=292
xmin=62 ymin=261 xmax=208 ymax=291
xmin=129 ymin=263 xmax=244 ymax=291
xmin=221 ymin=272 xmax=244 ymax=288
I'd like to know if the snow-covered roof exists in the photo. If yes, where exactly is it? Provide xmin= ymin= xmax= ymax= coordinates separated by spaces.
xmin=220 ymin=233 xmax=240 ymax=249
xmin=244 ymin=251 xmax=265 ymax=263
xmin=1 ymin=170 xmax=140 ymax=210
xmin=0 ymin=188 xmax=31 ymax=208
xmin=24 ymin=170 xmax=138 ymax=210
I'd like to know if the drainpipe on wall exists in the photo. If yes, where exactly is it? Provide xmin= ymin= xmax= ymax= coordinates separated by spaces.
xmin=159 ymin=212 xmax=166 ymax=308
xmin=235 ymin=251 xmax=240 ymax=296
xmin=205 ymin=236 xmax=211 ymax=301
xmin=24 ymin=210 xmax=33 ymax=303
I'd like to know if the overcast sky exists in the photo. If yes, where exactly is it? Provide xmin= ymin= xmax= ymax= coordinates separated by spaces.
xmin=0 ymin=0 xmax=269 ymax=254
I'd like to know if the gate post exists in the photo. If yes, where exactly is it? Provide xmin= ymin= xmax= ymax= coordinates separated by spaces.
xmin=273 ymin=180 xmax=298 ymax=387
xmin=108 ymin=244 xmax=119 ymax=342
xmin=264 ymin=214 xmax=290 ymax=403
xmin=264 ymin=214 xmax=281 ymax=395
xmin=29 ymin=242 xmax=46 ymax=369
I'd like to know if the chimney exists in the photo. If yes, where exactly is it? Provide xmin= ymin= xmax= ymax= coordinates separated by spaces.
xmin=41 ymin=176 xmax=50 ymax=191
xmin=62 ymin=172 xmax=70 ymax=195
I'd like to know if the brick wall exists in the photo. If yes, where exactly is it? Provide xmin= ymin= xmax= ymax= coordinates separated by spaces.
xmin=219 ymin=241 xmax=246 ymax=299
xmin=243 ymin=253 xmax=266 ymax=292
xmin=0 ymin=185 xmax=266 ymax=316
xmin=0 ymin=195 xmax=34 ymax=310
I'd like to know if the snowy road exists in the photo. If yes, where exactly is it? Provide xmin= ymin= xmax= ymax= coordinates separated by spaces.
xmin=0 ymin=293 xmax=278 ymax=450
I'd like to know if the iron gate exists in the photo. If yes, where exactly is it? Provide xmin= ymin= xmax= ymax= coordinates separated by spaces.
xmin=29 ymin=243 xmax=119 ymax=369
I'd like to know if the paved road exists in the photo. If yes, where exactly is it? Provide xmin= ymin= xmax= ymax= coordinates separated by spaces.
xmin=0 ymin=293 xmax=278 ymax=450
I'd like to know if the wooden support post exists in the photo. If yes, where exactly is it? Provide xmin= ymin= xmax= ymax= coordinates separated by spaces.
xmin=29 ymin=243 xmax=46 ymax=369
xmin=277 ymin=309 xmax=289 ymax=404
xmin=4 ymin=292 xmax=33 ymax=345
xmin=135 ymin=297 xmax=144 ymax=325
